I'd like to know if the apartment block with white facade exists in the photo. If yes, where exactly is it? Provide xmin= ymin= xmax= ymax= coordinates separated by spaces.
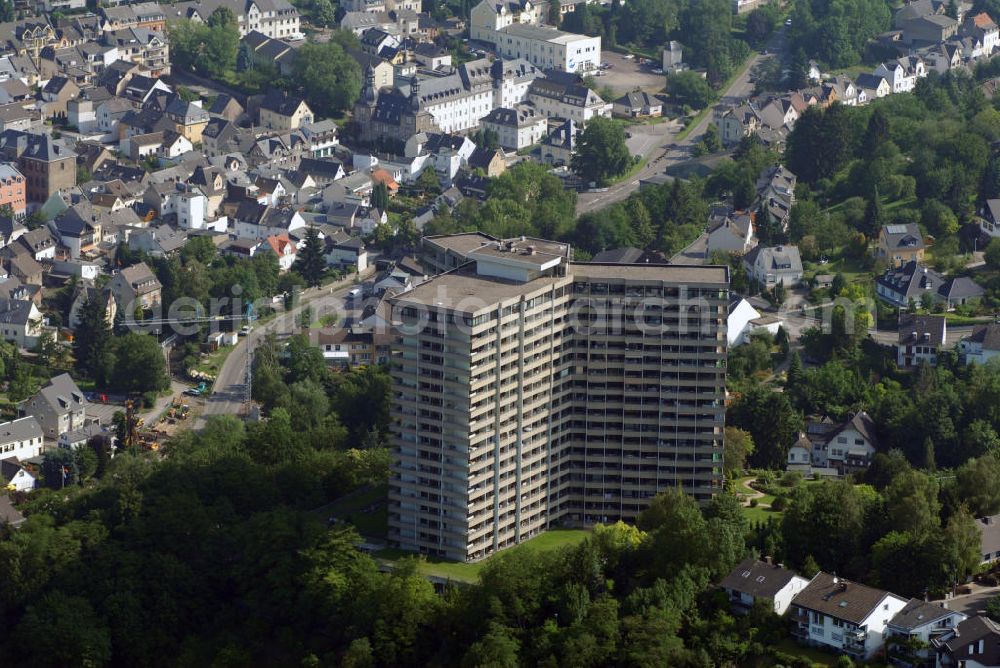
xmin=492 ymin=24 xmax=601 ymax=73
xmin=388 ymin=235 xmax=728 ymax=562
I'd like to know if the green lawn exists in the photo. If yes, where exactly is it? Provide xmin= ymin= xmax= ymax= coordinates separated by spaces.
xmin=743 ymin=504 xmax=783 ymax=523
xmin=802 ymin=255 xmax=871 ymax=285
xmin=375 ymin=528 xmax=591 ymax=584
xmin=317 ymin=485 xmax=388 ymax=538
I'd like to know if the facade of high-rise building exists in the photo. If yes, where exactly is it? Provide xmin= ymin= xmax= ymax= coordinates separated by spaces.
xmin=388 ymin=234 xmax=729 ymax=562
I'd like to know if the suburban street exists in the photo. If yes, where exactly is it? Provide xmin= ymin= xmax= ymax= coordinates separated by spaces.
xmin=194 ymin=273 xmax=371 ymax=429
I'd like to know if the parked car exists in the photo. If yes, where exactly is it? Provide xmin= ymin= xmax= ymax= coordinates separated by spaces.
xmin=652 ymin=67 xmax=664 ymax=74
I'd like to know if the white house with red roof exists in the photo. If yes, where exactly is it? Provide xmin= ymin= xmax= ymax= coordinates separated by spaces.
xmin=262 ymin=234 xmax=297 ymax=272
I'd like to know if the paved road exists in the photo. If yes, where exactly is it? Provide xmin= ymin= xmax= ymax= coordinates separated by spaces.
xmin=194 ymin=273 xmax=371 ymax=429
xmin=575 ymin=53 xmax=767 ymax=215
xmin=934 ymin=586 xmax=1000 ymax=617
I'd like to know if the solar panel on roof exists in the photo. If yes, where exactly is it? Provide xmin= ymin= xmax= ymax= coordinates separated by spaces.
xmin=885 ymin=224 xmax=907 ymax=234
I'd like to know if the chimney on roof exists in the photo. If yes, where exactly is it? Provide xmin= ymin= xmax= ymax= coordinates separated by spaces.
xmin=764 ymin=555 xmax=773 ymax=565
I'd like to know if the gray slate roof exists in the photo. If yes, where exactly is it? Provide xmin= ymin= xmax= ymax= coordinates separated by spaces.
xmin=0 ymin=415 xmax=41 ymax=444
xmin=719 ymin=557 xmax=802 ymax=599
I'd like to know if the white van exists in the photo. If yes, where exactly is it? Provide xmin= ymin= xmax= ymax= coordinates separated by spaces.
xmin=347 ymin=288 xmax=361 ymax=299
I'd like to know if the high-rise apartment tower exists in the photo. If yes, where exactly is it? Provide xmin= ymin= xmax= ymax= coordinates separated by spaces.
xmin=388 ymin=233 xmax=728 ymax=562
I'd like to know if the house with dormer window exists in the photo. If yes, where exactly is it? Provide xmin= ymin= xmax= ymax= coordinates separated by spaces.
xmin=790 ymin=572 xmax=908 ymax=661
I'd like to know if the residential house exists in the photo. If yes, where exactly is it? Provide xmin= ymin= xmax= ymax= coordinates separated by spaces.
xmin=977 ymin=514 xmax=1000 ymax=564
xmin=166 ymin=0 xmax=301 ymax=39
xmin=0 ymin=415 xmax=43 ymax=463
xmin=5 ymin=254 xmax=43 ymax=286
xmin=981 ymin=198 xmax=1000 ymax=238
xmin=299 ymin=119 xmax=340 ymax=158
xmin=962 ymin=11 xmax=1000 ymax=55
xmin=325 ymin=234 xmax=368 ymax=272
xmin=208 ymin=93 xmax=245 ymax=123
xmin=856 ymin=72 xmax=892 ymax=99
xmin=0 ymin=163 xmax=25 ymax=218
xmin=234 ymin=202 xmax=306 ymax=239
xmin=720 ymin=557 xmax=811 ymax=616
xmin=897 ymin=314 xmax=947 ymax=367
xmin=469 ymin=0 xmax=539 ymax=43
xmin=790 ymin=572 xmax=908 ymax=661
xmin=259 ymin=89 xmax=313 ymax=131
xmin=874 ymin=56 xmax=926 ymax=93
xmin=877 ymin=223 xmax=925 ymax=267
xmin=0 ymin=130 xmax=76 ymax=207
xmin=481 ymin=104 xmax=547 ymax=150
xmin=0 ymin=217 xmax=26 ymax=247
xmin=743 ymin=245 xmax=803 ymax=287
xmin=755 ymin=164 xmax=795 ymax=231
xmin=612 ymin=90 xmax=662 ymax=119
xmin=527 ymin=76 xmax=611 ymax=124
xmin=715 ymin=101 xmax=761 ymax=146
xmin=95 ymin=96 xmax=132 ymax=133
xmin=706 ymin=206 xmax=754 ymax=254
xmin=0 ymin=296 xmax=41 ymax=347
xmin=933 ymin=616 xmax=1000 ymax=668
xmin=310 ymin=325 xmax=391 ymax=367
xmin=18 ymin=373 xmax=88 ymax=441
xmin=108 ymin=261 xmax=161 ymax=311
xmin=262 ymin=233 xmax=296 ymax=271
xmin=39 ymin=75 xmax=80 ymax=119
xmin=529 ymin=118 xmax=569 ymax=167
xmin=959 ymin=323 xmax=1000 ymax=365
xmin=56 ymin=422 xmax=106 ymax=450
xmin=359 ymin=27 xmax=399 ymax=56
xmin=788 ymin=411 xmax=879 ymax=475
xmin=1 ymin=459 xmax=35 ymax=492
xmin=49 ymin=205 xmax=102 ymax=258
xmin=468 ymin=146 xmax=506 ymax=177
xmin=757 ymin=96 xmax=800 ymax=131
xmin=876 ymin=261 xmax=984 ymax=309
xmin=14 ymin=227 xmax=56 ymax=260
xmin=886 ymin=600 xmax=968 ymax=667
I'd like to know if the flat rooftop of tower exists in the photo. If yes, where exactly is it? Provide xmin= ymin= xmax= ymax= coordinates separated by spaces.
xmin=573 ymin=262 xmax=728 ymax=285
xmin=392 ymin=262 xmax=728 ymax=314
xmin=392 ymin=264 xmax=564 ymax=313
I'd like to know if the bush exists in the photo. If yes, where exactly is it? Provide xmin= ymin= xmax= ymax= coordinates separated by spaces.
xmin=780 ymin=471 xmax=803 ymax=487
xmin=749 ymin=498 xmax=759 ymax=508
xmin=142 ymin=392 xmax=157 ymax=409
xmin=771 ymin=496 xmax=787 ymax=511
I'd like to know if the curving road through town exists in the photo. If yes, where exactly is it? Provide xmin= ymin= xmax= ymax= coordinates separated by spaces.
xmin=194 ymin=272 xmax=372 ymax=429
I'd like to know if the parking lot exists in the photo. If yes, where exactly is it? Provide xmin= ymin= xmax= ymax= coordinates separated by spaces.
xmin=594 ymin=50 xmax=666 ymax=96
